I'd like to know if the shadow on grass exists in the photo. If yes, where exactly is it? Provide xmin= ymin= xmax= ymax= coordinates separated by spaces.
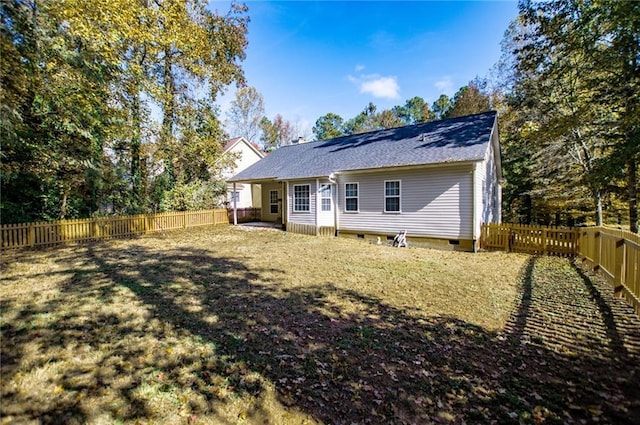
xmin=2 ymin=245 xmax=640 ymax=424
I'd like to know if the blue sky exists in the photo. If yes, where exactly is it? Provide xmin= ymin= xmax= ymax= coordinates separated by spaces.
xmin=211 ymin=1 xmax=519 ymax=138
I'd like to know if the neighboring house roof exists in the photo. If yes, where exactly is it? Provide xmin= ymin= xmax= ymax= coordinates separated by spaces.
xmin=223 ymin=137 xmax=265 ymax=158
xmin=229 ymin=111 xmax=498 ymax=182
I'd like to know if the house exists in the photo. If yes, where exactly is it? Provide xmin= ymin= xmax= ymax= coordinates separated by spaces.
xmin=228 ymin=111 xmax=502 ymax=251
xmin=222 ymin=137 xmax=264 ymax=209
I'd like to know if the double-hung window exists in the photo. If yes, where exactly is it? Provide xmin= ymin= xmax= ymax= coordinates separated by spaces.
xmin=293 ymin=184 xmax=310 ymax=212
xmin=320 ymin=184 xmax=332 ymax=212
xmin=384 ymin=180 xmax=401 ymax=213
xmin=345 ymin=183 xmax=359 ymax=212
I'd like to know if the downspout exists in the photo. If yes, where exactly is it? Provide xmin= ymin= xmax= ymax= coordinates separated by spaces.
xmin=328 ymin=173 xmax=338 ymax=236
xmin=233 ymin=182 xmax=238 ymax=225
xmin=282 ymin=181 xmax=288 ymax=230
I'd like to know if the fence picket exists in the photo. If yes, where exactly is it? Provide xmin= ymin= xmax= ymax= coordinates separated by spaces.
xmin=1 ymin=209 xmax=229 ymax=250
xmin=481 ymin=223 xmax=639 ymax=316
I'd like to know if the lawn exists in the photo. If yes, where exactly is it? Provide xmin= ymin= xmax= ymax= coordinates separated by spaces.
xmin=1 ymin=225 xmax=639 ymax=424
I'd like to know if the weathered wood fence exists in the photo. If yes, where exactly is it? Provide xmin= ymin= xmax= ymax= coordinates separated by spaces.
xmin=578 ymin=227 xmax=640 ymax=315
xmin=480 ymin=223 xmax=579 ymax=256
xmin=229 ymin=208 xmax=262 ymax=223
xmin=1 ymin=209 xmax=229 ymax=250
xmin=481 ymin=223 xmax=640 ymax=315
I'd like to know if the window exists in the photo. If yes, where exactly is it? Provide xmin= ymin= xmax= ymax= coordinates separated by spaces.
xmin=293 ymin=184 xmax=310 ymax=212
xmin=345 ymin=183 xmax=359 ymax=212
xmin=384 ymin=180 xmax=401 ymax=213
xmin=320 ymin=184 xmax=332 ymax=212
xmin=228 ymin=191 xmax=240 ymax=203
xmin=270 ymin=190 xmax=279 ymax=214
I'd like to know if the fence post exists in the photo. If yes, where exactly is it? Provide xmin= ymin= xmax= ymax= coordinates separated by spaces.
xmin=542 ymin=228 xmax=547 ymax=255
xmin=183 ymin=211 xmax=187 ymax=229
xmin=593 ymin=231 xmax=601 ymax=271
xmin=29 ymin=223 xmax=35 ymax=247
xmin=614 ymin=238 xmax=625 ymax=294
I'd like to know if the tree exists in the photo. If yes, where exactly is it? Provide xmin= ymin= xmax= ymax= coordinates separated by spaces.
xmin=432 ymin=95 xmax=452 ymax=120
xmin=225 ymin=86 xmax=265 ymax=143
xmin=260 ymin=114 xmax=296 ymax=151
xmin=393 ymin=96 xmax=434 ymax=125
xmin=510 ymin=0 xmax=627 ymax=226
xmin=1 ymin=0 xmax=249 ymax=222
xmin=446 ymin=79 xmax=491 ymax=118
xmin=313 ymin=113 xmax=345 ymax=140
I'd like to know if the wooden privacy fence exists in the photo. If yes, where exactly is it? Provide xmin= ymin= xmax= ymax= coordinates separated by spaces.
xmin=229 ymin=207 xmax=262 ymax=223
xmin=481 ymin=223 xmax=640 ymax=315
xmin=480 ymin=223 xmax=579 ymax=256
xmin=1 ymin=209 xmax=229 ymax=250
xmin=579 ymin=227 xmax=640 ymax=315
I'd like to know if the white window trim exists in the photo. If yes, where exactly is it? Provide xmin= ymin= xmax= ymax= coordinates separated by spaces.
xmin=320 ymin=184 xmax=332 ymax=212
xmin=344 ymin=182 xmax=359 ymax=213
xmin=384 ymin=180 xmax=401 ymax=214
xmin=292 ymin=184 xmax=310 ymax=213
xmin=269 ymin=190 xmax=279 ymax=214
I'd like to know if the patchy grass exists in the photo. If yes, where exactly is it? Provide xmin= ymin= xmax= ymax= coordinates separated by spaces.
xmin=1 ymin=225 xmax=639 ymax=424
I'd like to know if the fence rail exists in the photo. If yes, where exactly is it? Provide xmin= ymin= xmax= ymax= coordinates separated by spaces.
xmin=480 ymin=223 xmax=579 ymax=257
xmin=481 ymin=223 xmax=640 ymax=315
xmin=578 ymin=227 xmax=640 ymax=315
xmin=1 ymin=209 xmax=229 ymax=250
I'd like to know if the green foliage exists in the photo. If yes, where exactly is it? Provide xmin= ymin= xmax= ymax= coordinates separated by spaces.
xmin=260 ymin=114 xmax=295 ymax=151
xmin=313 ymin=112 xmax=345 ymax=140
xmin=498 ymin=0 xmax=639 ymax=228
xmin=446 ymin=79 xmax=491 ymax=118
xmin=393 ymin=96 xmax=434 ymax=125
xmin=160 ymin=180 xmax=227 ymax=212
xmin=1 ymin=0 xmax=248 ymax=223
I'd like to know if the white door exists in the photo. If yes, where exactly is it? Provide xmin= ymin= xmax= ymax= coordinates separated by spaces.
xmin=318 ymin=184 xmax=335 ymax=227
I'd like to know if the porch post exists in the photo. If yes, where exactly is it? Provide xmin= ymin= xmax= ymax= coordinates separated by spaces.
xmin=233 ymin=182 xmax=238 ymax=225
xmin=315 ymin=178 xmax=320 ymax=235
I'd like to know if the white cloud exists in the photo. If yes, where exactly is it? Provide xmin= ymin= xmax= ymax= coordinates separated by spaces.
xmin=435 ymin=76 xmax=454 ymax=95
xmin=360 ymin=76 xmax=400 ymax=99
xmin=348 ymin=73 xmax=400 ymax=99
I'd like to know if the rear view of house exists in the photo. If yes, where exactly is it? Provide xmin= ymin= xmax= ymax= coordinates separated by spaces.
xmin=228 ymin=111 xmax=502 ymax=251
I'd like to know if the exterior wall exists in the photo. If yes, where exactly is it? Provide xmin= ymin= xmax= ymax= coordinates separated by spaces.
xmin=336 ymin=165 xmax=474 ymax=240
xmin=260 ymin=182 xmax=283 ymax=222
xmin=286 ymin=180 xmax=317 ymax=226
xmin=473 ymin=128 xmax=502 ymax=241
xmin=224 ymin=139 xmax=263 ymax=209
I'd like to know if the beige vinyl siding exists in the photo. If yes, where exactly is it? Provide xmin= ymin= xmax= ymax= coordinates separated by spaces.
xmin=337 ymin=165 xmax=474 ymax=239
xmin=287 ymin=180 xmax=317 ymax=226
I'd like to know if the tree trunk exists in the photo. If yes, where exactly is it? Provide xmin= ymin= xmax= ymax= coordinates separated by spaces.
xmin=131 ymin=90 xmax=142 ymax=211
xmin=629 ymin=158 xmax=638 ymax=233
xmin=161 ymin=47 xmax=175 ymax=182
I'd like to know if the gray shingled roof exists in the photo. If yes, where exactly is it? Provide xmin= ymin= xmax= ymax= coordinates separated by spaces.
xmin=228 ymin=111 xmax=497 ymax=182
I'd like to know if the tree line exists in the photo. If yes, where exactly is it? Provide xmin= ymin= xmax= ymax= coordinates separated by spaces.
xmin=2 ymin=0 xmax=248 ymax=223
xmin=1 ymin=0 xmax=637 ymax=231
